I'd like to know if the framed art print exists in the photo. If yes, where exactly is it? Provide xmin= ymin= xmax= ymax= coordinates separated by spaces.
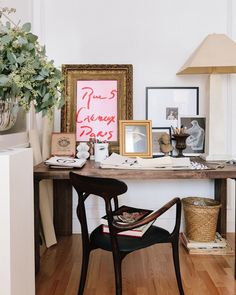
xmin=146 ymin=87 xmax=199 ymax=128
xmin=61 ymin=64 xmax=133 ymax=153
xmin=180 ymin=116 xmax=206 ymax=155
xmin=119 ymin=120 xmax=152 ymax=158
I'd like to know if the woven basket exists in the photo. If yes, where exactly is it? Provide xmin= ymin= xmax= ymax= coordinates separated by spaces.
xmin=182 ymin=197 xmax=221 ymax=242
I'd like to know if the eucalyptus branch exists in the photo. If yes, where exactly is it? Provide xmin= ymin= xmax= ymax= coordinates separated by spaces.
xmin=0 ymin=6 xmax=64 ymax=114
xmin=0 ymin=7 xmax=18 ymax=27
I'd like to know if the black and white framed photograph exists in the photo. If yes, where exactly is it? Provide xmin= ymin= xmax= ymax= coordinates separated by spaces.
xmin=152 ymin=127 xmax=172 ymax=157
xmin=146 ymin=87 xmax=199 ymax=128
xmin=180 ymin=116 xmax=206 ymax=155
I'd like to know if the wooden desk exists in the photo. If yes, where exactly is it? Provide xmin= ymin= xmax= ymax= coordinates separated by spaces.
xmin=34 ymin=159 xmax=236 ymax=275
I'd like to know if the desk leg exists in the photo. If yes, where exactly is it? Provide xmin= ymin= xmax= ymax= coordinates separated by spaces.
xmin=34 ymin=179 xmax=40 ymax=274
xmin=53 ymin=180 xmax=72 ymax=236
xmin=214 ymin=179 xmax=227 ymax=238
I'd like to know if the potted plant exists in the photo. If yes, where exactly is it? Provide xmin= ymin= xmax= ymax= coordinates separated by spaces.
xmin=0 ymin=7 xmax=64 ymax=130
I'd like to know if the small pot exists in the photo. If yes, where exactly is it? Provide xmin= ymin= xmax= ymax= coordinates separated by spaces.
xmin=172 ymin=133 xmax=190 ymax=157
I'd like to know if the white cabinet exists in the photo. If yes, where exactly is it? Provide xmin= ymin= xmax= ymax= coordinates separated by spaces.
xmin=0 ymin=148 xmax=35 ymax=295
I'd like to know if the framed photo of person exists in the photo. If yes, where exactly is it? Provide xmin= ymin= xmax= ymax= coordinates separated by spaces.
xmin=180 ymin=116 xmax=206 ymax=156
xmin=119 ymin=120 xmax=152 ymax=158
xmin=146 ymin=87 xmax=199 ymax=128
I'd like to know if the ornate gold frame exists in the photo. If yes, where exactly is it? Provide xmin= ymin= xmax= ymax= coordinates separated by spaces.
xmin=61 ymin=64 xmax=133 ymax=153
xmin=119 ymin=120 xmax=153 ymax=158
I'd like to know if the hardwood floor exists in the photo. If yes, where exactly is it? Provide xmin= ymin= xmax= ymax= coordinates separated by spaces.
xmin=36 ymin=234 xmax=235 ymax=295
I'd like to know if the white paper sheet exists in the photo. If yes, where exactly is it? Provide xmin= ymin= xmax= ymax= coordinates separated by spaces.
xmin=100 ymin=153 xmax=191 ymax=170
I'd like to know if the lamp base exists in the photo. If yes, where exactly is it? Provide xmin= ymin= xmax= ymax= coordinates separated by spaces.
xmin=200 ymin=153 xmax=231 ymax=161
xmin=203 ymin=75 xmax=231 ymax=162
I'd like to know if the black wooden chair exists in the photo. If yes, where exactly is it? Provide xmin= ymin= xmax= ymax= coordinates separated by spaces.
xmin=70 ymin=172 xmax=184 ymax=295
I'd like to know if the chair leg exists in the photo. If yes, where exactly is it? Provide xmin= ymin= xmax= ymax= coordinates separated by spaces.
xmin=78 ymin=250 xmax=90 ymax=295
xmin=171 ymin=240 xmax=185 ymax=295
xmin=113 ymin=254 xmax=122 ymax=295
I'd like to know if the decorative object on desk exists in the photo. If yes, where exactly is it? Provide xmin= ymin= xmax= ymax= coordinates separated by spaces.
xmin=180 ymin=117 xmax=206 ymax=156
xmin=0 ymin=7 xmax=64 ymax=124
xmin=119 ymin=120 xmax=152 ymax=158
xmin=76 ymin=142 xmax=90 ymax=159
xmin=145 ymin=87 xmax=199 ymax=128
xmin=61 ymin=64 xmax=133 ymax=153
xmin=44 ymin=156 xmax=86 ymax=169
xmin=151 ymin=127 xmax=172 ymax=157
xmin=226 ymin=159 xmax=236 ymax=165
xmin=172 ymin=132 xmax=190 ymax=157
xmin=101 ymin=205 xmax=154 ymax=237
xmin=94 ymin=142 xmax=109 ymax=162
xmin=88 ymin=137 xmax=96 ymax=160
xmin=158 ymin=132 xmax=173 ymax=156
xmin=51 ymin=133 xmax=76 ymax=157
xmin=182 ymin=197 xmax=221 ymax=242
xmin=190 ymin=161 xmax=209 ymax=170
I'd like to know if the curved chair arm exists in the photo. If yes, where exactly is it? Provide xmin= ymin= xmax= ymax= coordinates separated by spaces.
xmin=112 ymin=197 xmax=181 ymax=232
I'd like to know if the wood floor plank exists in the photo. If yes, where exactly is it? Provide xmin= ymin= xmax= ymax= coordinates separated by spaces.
xmin=36 ymin=234 xmax=235 ymax=295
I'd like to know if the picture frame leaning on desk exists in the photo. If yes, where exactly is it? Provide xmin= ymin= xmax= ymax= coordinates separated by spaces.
xmin=119 ymin=120 xmax=152 ymax=158
xmin=180 ymin=116 xmax=206 ymax=156
xmin=51 ymin=132 xmax=76 ymax=157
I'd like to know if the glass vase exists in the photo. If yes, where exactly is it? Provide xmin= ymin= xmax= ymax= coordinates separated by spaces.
xmin=0 ymin=98 xmax=19 ymax=131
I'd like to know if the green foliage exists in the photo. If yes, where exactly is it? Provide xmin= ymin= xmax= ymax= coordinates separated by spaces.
xmin=0 ymin=7 xmax=64 ymax=115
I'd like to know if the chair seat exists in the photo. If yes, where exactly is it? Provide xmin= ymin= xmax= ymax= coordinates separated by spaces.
xmin=90 ymin=225 xmax=170 ymax=252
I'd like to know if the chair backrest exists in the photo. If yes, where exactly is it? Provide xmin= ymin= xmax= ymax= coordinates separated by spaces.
xmin=69 ymin=172 xmax=128 ymax=243
xmin=70 ymin=172 xmax=128 ymax=200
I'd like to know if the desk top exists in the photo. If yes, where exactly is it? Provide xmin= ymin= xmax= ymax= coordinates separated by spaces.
xmin=34 ymin=158 xmax=236 ymax=181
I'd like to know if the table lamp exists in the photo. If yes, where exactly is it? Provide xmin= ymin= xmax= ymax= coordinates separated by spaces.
xmin=177 ymin=33 xmax=236 ymax=160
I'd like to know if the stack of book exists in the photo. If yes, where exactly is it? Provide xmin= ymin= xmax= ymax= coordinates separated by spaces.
xmin=101 ymin=205 xmax=154 ymax=237
xmin=180 ymin=232 xmax=233 ymax=255
xmin=44 ymin=156 xmax=86 ymax=169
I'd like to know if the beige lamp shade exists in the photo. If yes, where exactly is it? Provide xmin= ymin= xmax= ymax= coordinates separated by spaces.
xmin=177 ymin=33 xmax=236 ymax=74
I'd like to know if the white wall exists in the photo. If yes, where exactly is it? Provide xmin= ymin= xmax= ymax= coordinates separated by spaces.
xmin=231 ymin=1 xmax=236 ymax=158
xmin=40 ymin=1 xmax=229 ymax=119
xmin=0 ymin=0 xmax=32 ymax=23
xmin=3 ymin=0 xmax=235 ymax=231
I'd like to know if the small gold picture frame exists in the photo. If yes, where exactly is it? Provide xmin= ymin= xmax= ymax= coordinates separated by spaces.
xmin=51 ymin=133 xmax=76 ymax=157
xmin=119 ymin=120 xmax=152 ymax=158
